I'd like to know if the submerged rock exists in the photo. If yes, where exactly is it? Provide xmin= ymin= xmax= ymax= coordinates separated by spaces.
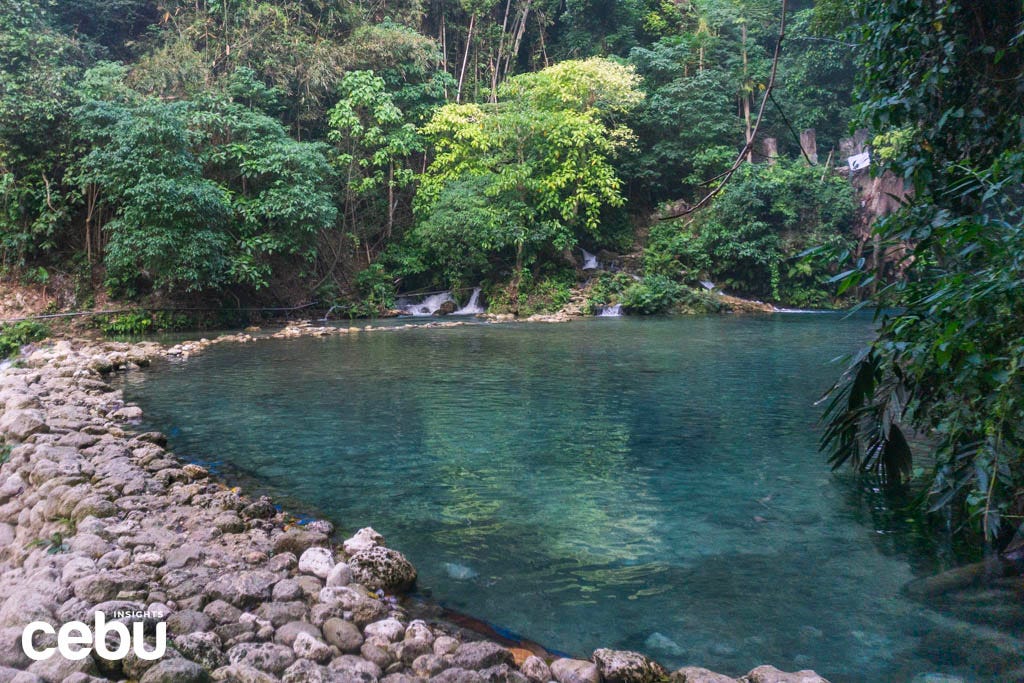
xmin=444 ymin=562 xmax=479 ymax=581
xmin=645 ymin=632 xmax=685 ymax=657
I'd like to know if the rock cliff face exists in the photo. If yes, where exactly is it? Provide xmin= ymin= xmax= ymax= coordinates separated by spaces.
xmin=0 ymin=335 xmax=830 ymax=682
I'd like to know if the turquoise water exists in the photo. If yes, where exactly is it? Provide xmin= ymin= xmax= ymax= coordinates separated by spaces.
xmin=121 ymin=315 xmax=1022 ymax=681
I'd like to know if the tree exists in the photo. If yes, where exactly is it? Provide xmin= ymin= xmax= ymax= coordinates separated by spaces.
xmin=71 ymin=64 xmax=336 ymax=296
xmin=408 ymin=57 xmax=643 ymax=304
xmin=328 ymin=70 xmax=423 ymax=261
xmin=0 ymin=0 xmax=84 ymax=265
xmin=821 ymin=0 xmax=1024 ymax=545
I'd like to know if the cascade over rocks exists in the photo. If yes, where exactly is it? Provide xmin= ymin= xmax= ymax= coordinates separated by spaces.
xmin=0 ymin=335 xmax=831 ymax=683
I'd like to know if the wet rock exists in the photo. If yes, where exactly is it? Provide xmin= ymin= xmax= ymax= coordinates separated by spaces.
xmin=323 ymin=617 xmax=364 ymax=653
xmin=365 ymin=617 xmax=405 ymax=643
xmin=214 ymin=620 xmax=256 ymax=646
xmin=348 ymin=545 xmax=417 ymax=592
xmin=227 ymin=641 xmax=296 ymax=675
xmin=742 ymin=666 xmax=830 ymax=683
xmin=482 ymin=663 xmax=531 ymax=682
xmin=396 ymin=637 xmax=434 ymax=664
xmin=450 ymin=641 xmax=513 ymax=670
xmin=255 ymin=601 xmax=307 ymax=628
xmin=242 ymin=497 xmax=277 ymax=520
xmin=211 ymin=664 xmax=279 ymax=683
xmin=213 ymin=512 xmax=246 ymax=533
xmin=204 ymin=599 xmax=242 ymax=625
xmin=403 ymin=620 xmax=433 ymax=643
xmin=0 ymin=409 xmax=48 ymax=440
xmin=521 ymin=656 xmax=551 ymax=682
xmin=174 ymin=631 xmax=228 ymax=670
xmin=383 ymin=673 xmax=421 ymax=683
xmin=430 ymin=668 xmax=485 ymax=683
xmin=413 ymin=653 xmax=451 ymax=677
xmin=343 ymin=527 xmax=384 ymax=555
xmin=273 ymin=529 xmax=328 ymax=556
xmin=592 ymin=648 xmax=668 ymax=683
xmin=326 ymin=562 xmax=353 ymax=587
xmin=671 ymin=667 xmax=739 ymax=683
xmin=283 ymin=658 xmax=325 ymax=683
xmin=361 ymin=639 xmax=394 ymax=669
xmin=298 ymin=547 xmax=335 ymax=579
xmin=167 ymin=609 xmax=213 ymax=635
xmin=208 ymin=570 xmax=279 ymax=608
xmin=72 ymin=573 xmax=122 ymax=603
xmin=140 ymin=657 xmax=212 ymax=683
xmin=27 ymin=652 xmax=100 ymax=682
xmin=433 ymin=636 xmax=460 ymax=656
xmin=550 ymin=658 xmax=601 ymax=683
xmin=271 ymin=580 xmax=303 ymax=603
xmin=304 ymin=519 xmax=334 ymax=536
xmin=293 ymin=631 xmax=333 ymax=663
xmin=275 ymin=621 xmax=321 ymax=647
xmin=318 ymin=586 xmax=388 ymax=626
xmin=326 ymin=654 xmax=382 ymax=682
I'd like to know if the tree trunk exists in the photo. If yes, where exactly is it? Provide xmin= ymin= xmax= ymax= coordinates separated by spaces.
xmin=387 ymin=164 xmax=395 ymax=239
xmin=456 ymin=13 xmax=476 ymax=103
xmin=491 ymin=0 xmax=513 ymax=101
xmin=510 ymin=241 xmax=524 ymax=316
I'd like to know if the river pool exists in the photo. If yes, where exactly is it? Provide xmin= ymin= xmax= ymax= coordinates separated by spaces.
xmin=121 ymin=314 xmax=1023 ymax=681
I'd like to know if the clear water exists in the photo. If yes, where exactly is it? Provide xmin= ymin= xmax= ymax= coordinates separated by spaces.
xmin=121 ymin=315 xmax=1023 ymax=682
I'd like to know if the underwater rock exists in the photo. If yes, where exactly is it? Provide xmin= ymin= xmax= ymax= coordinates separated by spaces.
xmin=644 ymin=632 xmax=685 ymax=657
xmin=444 ymin=562 xmax=479 ymax=581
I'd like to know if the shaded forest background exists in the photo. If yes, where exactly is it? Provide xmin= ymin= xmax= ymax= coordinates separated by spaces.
xmin=1 ymin=0 xmax=861 ymax=315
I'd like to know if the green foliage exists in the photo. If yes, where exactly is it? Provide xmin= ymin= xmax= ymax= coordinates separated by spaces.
xmin=70 ymin=65 xmax=335 ymax=296
xmin=648 ymin=160 xmax=856 ymax=304
xmin=821 ymin=0 xmax=1024 ymax=543
xmin=619 ymin=274 xmax=681 ymax=314
xmin=409 ymin=58 xmax=642 ymax=293
xmin=355 ymin=263 xmax=397 ymax=313
xmin=487 ymin=268 xmax=576 ymax=316
xmin=0 ymin=320 xmax=49 ymax=358
xmin=96 ymin=310 xmax=192 ymax=336
xmin=583 ymin=271 xmax=634 ymax=314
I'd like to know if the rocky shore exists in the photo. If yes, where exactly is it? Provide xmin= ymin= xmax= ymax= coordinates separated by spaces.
xmin=0 ymin=331 xmax=829 ymax=683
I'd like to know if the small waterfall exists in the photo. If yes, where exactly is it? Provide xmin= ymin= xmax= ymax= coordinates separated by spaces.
xmin=581 ymin=248 xmax=599 ymax=270
xmin=454 ymin=287 xmax=485 ymax=315
xmin=598 ymin=303 xmax=623 ymax=317
xmin=396 ymin=291 xmax=456 ymax=316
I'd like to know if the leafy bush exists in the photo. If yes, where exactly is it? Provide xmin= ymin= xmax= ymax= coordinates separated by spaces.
xmin=487 ymin=269 xmax=575 ymax=316
xmin=0 ymin=321 xmax=49 ymax=358
xmin=96 ymin=310 xmax=191 ymax=336
xmin=646 ymin=160 xmax=856 ymax=304
xmin=619 ymin=274 xmax=682 ymax=314
xmin=355 ymin=264 xmax=396 ymax=313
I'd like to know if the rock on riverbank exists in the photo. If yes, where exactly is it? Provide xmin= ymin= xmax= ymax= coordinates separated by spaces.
xmin=0 ymin=336 xmax=830 ymax=682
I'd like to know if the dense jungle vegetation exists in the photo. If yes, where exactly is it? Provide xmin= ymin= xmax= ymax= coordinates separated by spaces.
xmin=1 ymin=0 xmax=1023 ymax=546
xmin=1 ymin=0 xmax=860 ymax=315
